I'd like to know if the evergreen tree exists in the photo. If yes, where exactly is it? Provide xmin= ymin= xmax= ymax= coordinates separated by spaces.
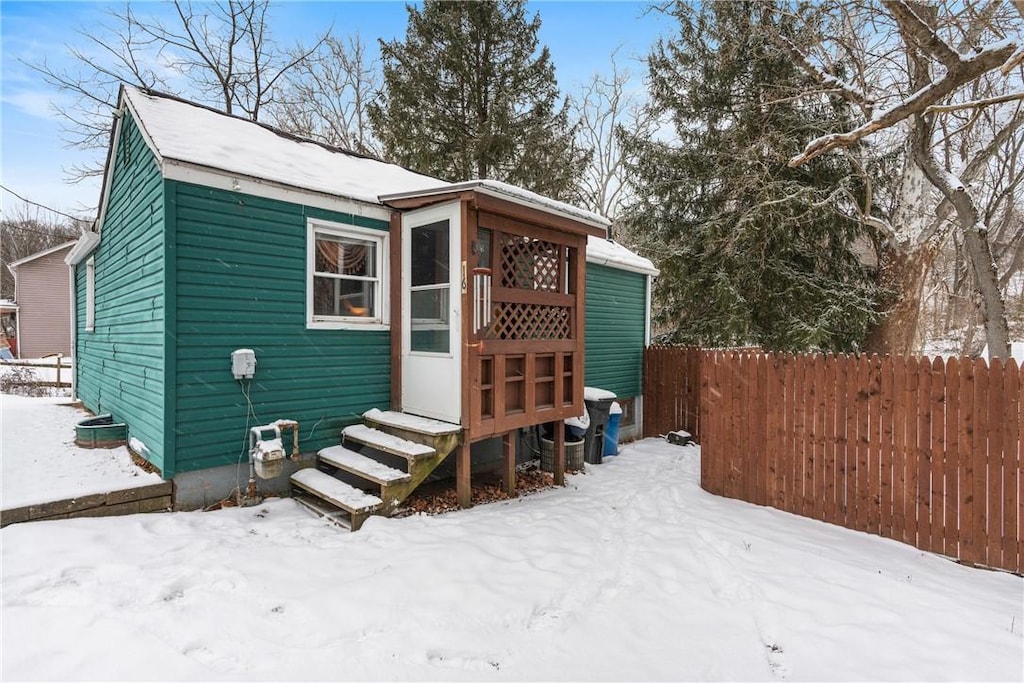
xmin=369 ymin=0 xmax=588 ymax=202
xmin=622 ymin=1 xmax=883 ymax=351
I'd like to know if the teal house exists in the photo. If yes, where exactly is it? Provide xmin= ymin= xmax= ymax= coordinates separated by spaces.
xmin=66 ymin=86 xmax=657 ymax=518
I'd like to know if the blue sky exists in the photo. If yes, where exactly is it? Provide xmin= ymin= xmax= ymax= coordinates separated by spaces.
xmin=1 ymin=1 xmax=671 ymax=220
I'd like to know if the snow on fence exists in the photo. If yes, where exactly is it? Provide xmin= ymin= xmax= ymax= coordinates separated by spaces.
xmin=643 ymin=347 xmax=1023 ymax=574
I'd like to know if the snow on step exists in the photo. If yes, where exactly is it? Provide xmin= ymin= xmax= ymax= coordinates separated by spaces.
xmin=343 ymin=424 xmax=437 ymax=459
xmin=290 ymin=468 xmax=381 ymax=513
xmin=318 ymin=445 xmax=411 ymax=485
xmin=362 ymin=409 xmax=462 ymax=436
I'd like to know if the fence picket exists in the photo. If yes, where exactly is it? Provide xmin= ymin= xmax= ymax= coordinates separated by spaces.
xmin=879 ymin=356 xmax=895 ymax=539
xmin=916 ymin=357 xmax=933 ymax=552
xmin=644 ymin=346 xmax=1022 ymax=572
xmin=755 ymin=354 xmax=769 ymax=506
xmin=929 ymin=357 xmax=946 ymax=556
xmin=867 ymin=355 xmax=882 ymax=535
xmin=698 ymin=350 xmax=712 ymax=491
xmin=945 ymin=358 xmax=961 ymax=560
xmin=1017 ymin=361 xmax=1024 ymax=573
xmin=987 ymin=358 xmax=1004 ymax=570
xmin=959 ymin=359 xmax=977 ymax=565
xmin=823 ymin=355 xmax=837 ymax=524
xmin=782 ymin=358 xmax=798 ymax=511
xmin=1005 ymin=360 xmax=1020 ymax=573
xmin=768 ymin=355 xmax=784 ymax=509
xmin=974 ymin=357 xmax=991 ymax=566
xmin=837 ymin=354 xmax=851 ymax=527
xmin=855 ymin=356 xmax=871 ymax=533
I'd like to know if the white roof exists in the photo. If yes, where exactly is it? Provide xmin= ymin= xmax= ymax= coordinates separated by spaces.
xmin=118 ymin=88 xmax=657 ymax=270
xmin=8 ymin=242 xmax=76 ymax=270
xmin=380 ymin=179 xmax=611 ymax=230
xmin=123 ymin=87 xmax=444 ymax=206
xmin=586 ymin=236 xmax=659 ymax=276
xmin=122 ymin=87 xmax=609 ymax=232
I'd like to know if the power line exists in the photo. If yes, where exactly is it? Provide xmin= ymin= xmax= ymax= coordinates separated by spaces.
xmin=0 ymin=184 xmax=92 ymax=223
xmin=1 ymin=223 xmax=78 ymax=238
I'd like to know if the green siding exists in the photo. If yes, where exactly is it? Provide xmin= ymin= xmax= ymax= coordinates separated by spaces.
xmin=584 ymin=264 xmax=648 ymax=398
xmin=170 ymin=181 xmax=392 ymax=473
xmin=75 ymin=113 xmax=167 ymax=473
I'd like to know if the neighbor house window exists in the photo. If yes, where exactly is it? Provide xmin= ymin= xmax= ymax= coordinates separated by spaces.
xmin=85 ymin=257 xmax=95 ymax=332
xmin=307 ymin=220 xmax=387 ymax=328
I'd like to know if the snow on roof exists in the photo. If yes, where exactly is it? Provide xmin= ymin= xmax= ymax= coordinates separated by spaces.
xmin=123 ymin=86 xmax=444 ymax=206
xmin=586 ymin=236 xmax=659 ymax=276
xmin=124 ymin=88 xmax=608 ymax=229
xmin=381 ymin=179 xmax=611 ymax=230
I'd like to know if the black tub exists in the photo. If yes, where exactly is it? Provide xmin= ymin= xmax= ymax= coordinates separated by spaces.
xmin=76 ymin=414 xmax=128 ymax=448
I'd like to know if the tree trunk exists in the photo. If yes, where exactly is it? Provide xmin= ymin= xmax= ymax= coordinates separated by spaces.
xmin=912 ymin=116 xmax=1012 ymax=358
xmin=865 ymin=242 xmax=938 ymax=355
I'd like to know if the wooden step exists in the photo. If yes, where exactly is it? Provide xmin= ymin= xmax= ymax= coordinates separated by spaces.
xmin=342 ymin=424 xmax=436 ymax=461
xmin=292 ymin=492 xmax=353 ymax=530
xmin=362 ymin=409 xmax=462 ymax=437
xmin=318 ymin=445 xmax=412 ymax=486
xmin=290 ymin=469 xmax=382 ymax=532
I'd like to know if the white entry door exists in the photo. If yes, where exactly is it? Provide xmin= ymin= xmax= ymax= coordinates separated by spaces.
xmin=401 ymin=201 xmax=462 ymax=423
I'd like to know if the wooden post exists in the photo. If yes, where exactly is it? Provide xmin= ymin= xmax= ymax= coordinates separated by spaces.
xmin=56 ymin=354 xmax=62 ymax=388
xmin=456 ymin=440 xmax=472 ymax=508
xmin=503 ymin=430 xmax=516 ymax=497
xmin=553 ymin=420 xmax=565 ymax=486
xmin=389 ymin=212 xmax=403 ymax=410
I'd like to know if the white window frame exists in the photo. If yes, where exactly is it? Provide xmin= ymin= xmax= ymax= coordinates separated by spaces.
xmin=306 ymin=219 xmax=389 ymax=330
xmin=85 ymin=257 xmax=96 ymax=332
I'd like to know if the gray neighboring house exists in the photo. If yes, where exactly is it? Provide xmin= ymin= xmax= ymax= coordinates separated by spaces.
xmin=8 ymin=242 xmax=75 ymax=358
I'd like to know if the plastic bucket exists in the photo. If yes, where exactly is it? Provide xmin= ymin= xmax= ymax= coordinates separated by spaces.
xmin=604 ymin=401 xmax=622 ymax=456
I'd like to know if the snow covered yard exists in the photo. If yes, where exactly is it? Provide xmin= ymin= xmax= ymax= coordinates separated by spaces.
xmin=2 ymin=439 xmax=1022 ymax=681
xmin=1 ymin=394 xmax=163 ymax=510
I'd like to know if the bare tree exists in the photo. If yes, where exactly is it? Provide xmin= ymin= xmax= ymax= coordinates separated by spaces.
xmin=272 ymin=35 xmax=381 ymax=156
xmin=787 ymin=0 xmax=1023 ymax=357
xmin=569 ymin=50 xmax=655 ymax=220
xmin=0 ymin=201 xmax=84 ymax=300
xmin=31 ymin=0 xmax=326 ymax=181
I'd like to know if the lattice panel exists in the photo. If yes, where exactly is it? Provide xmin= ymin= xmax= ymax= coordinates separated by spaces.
xmin=499 ymin=235 xmax=562 ymax=292
xmin=488 ymin=302 xmax=571 ymax=340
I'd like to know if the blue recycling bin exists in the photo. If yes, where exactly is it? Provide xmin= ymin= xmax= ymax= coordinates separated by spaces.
xmin=603 ymin=401 xmax=622 ymax=456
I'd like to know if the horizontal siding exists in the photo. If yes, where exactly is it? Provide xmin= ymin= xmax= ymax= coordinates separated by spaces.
xmin=171 ymin=181 xmax=391 ymax=473
xmin=75 ymin=112 xmax=166 ymax=473
xmin=584 ymin=264 xmax=647 ymax=398
xmin=15 ymin=247 xmax=72 ymax=357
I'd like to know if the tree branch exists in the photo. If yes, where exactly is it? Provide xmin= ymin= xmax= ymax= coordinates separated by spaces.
xmin=926 ymin=90 xmax=1024 ymax=112
xmin=789 ymin=39 xmax=1016 ymax=167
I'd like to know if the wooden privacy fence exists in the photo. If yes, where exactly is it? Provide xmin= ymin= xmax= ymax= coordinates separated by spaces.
xmin=643 ymin=345 xmax=704 ymax=440
xmin=698 ymin=351 xmax=1022 ymax=573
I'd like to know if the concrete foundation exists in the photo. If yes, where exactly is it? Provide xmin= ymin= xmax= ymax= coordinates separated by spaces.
xmin=172 ymin=451 xmax=317 ymax=510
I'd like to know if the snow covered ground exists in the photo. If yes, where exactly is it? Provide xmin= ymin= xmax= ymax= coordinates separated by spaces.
xmin=1 ymin=395 xmax=163 ymax=509
xmin=3 ymin=438 xmax=1021 ymax=681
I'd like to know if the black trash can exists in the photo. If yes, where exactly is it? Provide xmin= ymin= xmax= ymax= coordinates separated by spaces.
xmin=583 ymin=387 xmax=617 ymax=464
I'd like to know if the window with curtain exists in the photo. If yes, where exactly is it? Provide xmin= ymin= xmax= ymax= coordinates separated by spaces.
xmin=308 ymin=222 xmax=386 ymax=326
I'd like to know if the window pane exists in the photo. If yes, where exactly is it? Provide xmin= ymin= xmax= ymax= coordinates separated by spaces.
xmin=313 ymin=276 xmax=375 ymax=318
xmin=411 ymin=220 xmax=449 ymax=287
xmin=410 ymin=287 xmax=449 ymax=353
xmin=315 ymin=234 xmax=377 ymax=278
xmin=476 ymin=228 xmax=492 ymax=270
